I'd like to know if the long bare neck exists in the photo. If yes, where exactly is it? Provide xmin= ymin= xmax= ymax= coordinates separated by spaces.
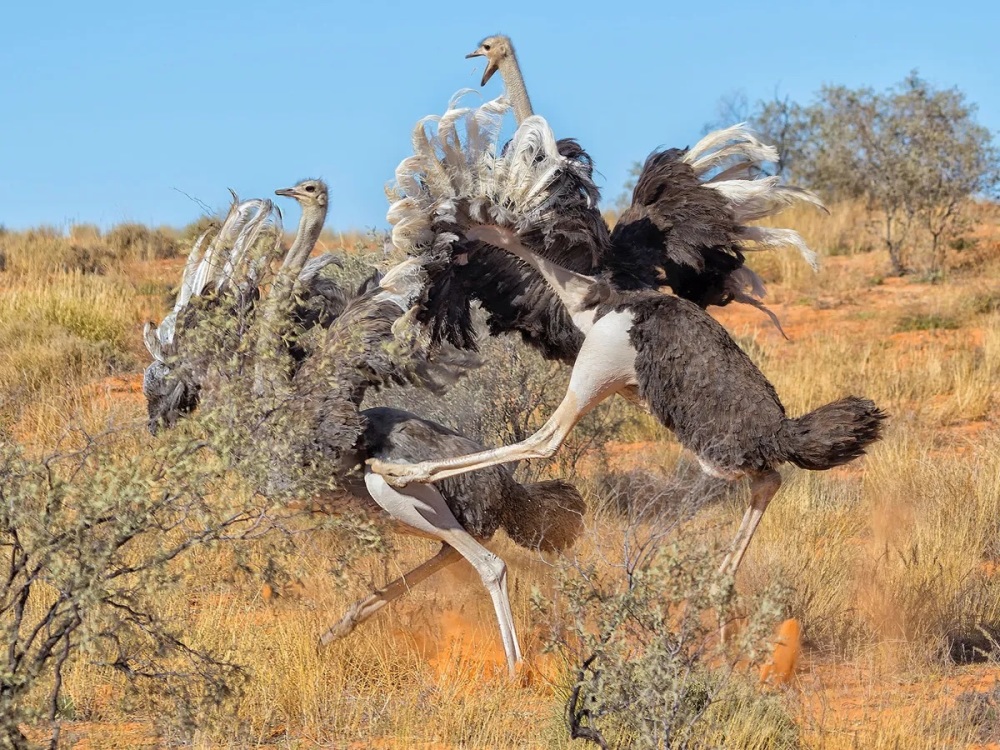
xmin=286 ymin=203 xmax=327 ymax=273
xmin=254 ymin=202 xmax=327 ymax=396
xmin=499 ymin=51 xmax=534 ymax=125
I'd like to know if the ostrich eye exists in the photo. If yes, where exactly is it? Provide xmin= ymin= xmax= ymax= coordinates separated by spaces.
xmin=483 ymin=44 xmax=491 ymax=51
xmin=305 ymin=185 xmax=316 ymax=193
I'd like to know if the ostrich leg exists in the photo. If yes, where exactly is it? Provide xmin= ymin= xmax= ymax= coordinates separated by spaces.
xmin=717 ymin=469 xmax=782 ymax=577
xmin=363 ymin=472 xmax=523 ymax=675
xmin=371 ymin=310 xmax=638 ymax=487
xmin=319 ymin=543 xmax=461 ymax=646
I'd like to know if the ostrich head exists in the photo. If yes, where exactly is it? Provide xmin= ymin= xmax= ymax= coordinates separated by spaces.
xmin=275 ymin=178 xmax=328 ymax=209
xmin=466 ymin=35 xmax=515 ymax=87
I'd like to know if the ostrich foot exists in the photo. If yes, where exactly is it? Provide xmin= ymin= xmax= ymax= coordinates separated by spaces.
xmin=367 ymin=458 xmax=434 ymax=487
xmin=318 ymin=601 xmax=364 ymax=647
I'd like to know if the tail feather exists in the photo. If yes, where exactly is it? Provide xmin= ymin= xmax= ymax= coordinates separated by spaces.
xmin=502 ymin=479 xmax=586 ymax=553
xmin=782 ymin=397 xmax=887 ymax=471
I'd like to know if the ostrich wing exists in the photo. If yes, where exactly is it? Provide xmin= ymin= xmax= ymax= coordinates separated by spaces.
xmin=609 ymin=126 xmax=824 ymax=312
xmin=388 ymin=93 xmax=610 ymax=364
xmin=143 ymin=196 xmax=283 ymax=362
xmin=389 ymin=96 xmax=826 ymax=352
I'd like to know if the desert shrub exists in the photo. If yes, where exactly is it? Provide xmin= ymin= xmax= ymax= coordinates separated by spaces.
xmin=0 ymin=223 xmax=181 ymax=278
xmin=178 ymin=216 xmax=219 ymax=246
xmin=536 ymin=505 xmax=794 ymax=749
xmin=0 ymin=427 xmax=247 ymax=748
xmin=894 ymin=312 xmax=961 ymax=332
xmin=947 ymin=685 xmax=1000 ymax=744
xmin=105 ymin=223 xmax=179 ymax=261
xmin=967 ymin=289 xmax=1000 ymax=315
xmin=0 ymin=273 xmax=139 ymax=426
xmin=0 ymin=227 xmax=112 ymax=276
xmin=0 ymin=390 xmax=386 ymax=747
xmin=0 ymin=273 xmax=136 ymax=350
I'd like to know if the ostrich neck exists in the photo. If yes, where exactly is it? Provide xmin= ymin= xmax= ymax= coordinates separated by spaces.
xmin=253 ymin=202 xmax=327 ymax=397
xmin=287 ymin=204 xmax=327 ymax=271
xmin=499 ymin=54 xmax=534 ymax=125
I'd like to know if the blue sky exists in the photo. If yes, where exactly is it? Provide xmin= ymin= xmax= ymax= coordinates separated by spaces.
xmin=2 ymin=0 xmax=997 ymax=232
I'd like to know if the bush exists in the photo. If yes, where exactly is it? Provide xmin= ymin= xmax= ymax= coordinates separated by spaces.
xmin=894 ymin=312 xmax=961 ymax=332
xmin=0 ymin=429 xmax=247 ymax=747
xmin=105 ymin=223 xmax=179 ymax=261
xmin=0 ymin=399 xmax=386 ymax=747
xmin=533 ymin=479 xmax=793 ymax=749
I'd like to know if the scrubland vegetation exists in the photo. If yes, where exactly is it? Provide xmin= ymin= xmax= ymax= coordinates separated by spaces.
xmin=2 ymin=192 xmax=999 ymax=749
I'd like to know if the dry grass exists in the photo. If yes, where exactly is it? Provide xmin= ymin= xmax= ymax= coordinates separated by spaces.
xmin=4 ymin=201 xmax=1000 ymax=747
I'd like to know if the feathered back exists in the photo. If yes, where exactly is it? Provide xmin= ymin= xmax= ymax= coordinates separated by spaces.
xmin=389 ymin=92 xmax=605 ymax=264
xmin=294 ymin=257 xmax=477 ymax=410
xmin=280 ymin=256 xmax=478 ymax=472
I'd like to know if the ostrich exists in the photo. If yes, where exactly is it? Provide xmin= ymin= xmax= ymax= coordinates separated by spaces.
xmin=468 ymin=32 xmax=822 ymax=306
xmin=143 ymin=182 xmax=343 ymax=432
xmin=142 ymin=180 xmax=585 ymax=675
xmin=405 ymin=34 xmax=820 ymax=370
xmin=373 ymin=97 xmax=886 ymax=581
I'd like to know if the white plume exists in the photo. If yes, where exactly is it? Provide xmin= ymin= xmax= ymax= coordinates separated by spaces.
xmin=144 ymin=196 xmax=284 ymax=360
xmin=386 ymin=91 xmax=588 ymax=257
xmin=683 ymin=123 xmax=825 ymax=270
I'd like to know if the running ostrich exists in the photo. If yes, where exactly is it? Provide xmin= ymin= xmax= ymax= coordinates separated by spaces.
xmin=374 ymin=97 xmax=886 ymax=580
xmin=406 ymin=35 xmax=820 ymax=369
xmin=142 ymin=180 xmax=585 ymax=675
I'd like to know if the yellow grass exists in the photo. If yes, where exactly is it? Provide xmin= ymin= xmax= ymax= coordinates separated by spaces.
xmin=4 ymin=201 xmax=1000 ymax=748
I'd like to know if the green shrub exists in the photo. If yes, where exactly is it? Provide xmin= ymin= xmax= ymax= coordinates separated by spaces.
xmin=895 ymin=312 xmax=960 ymax=332
xmin=105 ymin=223 xmax=179 ymax=261
xmin=535 ymin=496 xmax=794 ymax=749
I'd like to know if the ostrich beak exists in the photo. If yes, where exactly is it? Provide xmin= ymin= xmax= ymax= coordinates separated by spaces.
xmin=480 ymin=59 xmax=499 ymax=87
xmin=465 ymin=48 xmax=484 ymax=59
xmin=274 ymin=187 xmax=298 ymax=198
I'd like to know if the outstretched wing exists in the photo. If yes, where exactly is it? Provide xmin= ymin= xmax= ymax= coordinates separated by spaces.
xmin=388 ymin=92 xmax=610 ymax=364
xmin=609 ymin=125 xmax=824 ymax=321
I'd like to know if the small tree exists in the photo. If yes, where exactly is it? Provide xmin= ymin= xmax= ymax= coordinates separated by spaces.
xmin=800 ymin=73 xmax=1000 ymax=275
xmin=534 ymin=472 xmax=794 ymax=749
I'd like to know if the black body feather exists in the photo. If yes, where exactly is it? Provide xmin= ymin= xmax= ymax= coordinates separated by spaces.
xmin=592 ymin=289 xmax=886 ymax=475
xmin=418 ymin=138 xmax=605 ymax=363
xmin=608 ymin=148 xmax=747 ymax=307
xmin=145 ymin=256 xmax=585 ymax=553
